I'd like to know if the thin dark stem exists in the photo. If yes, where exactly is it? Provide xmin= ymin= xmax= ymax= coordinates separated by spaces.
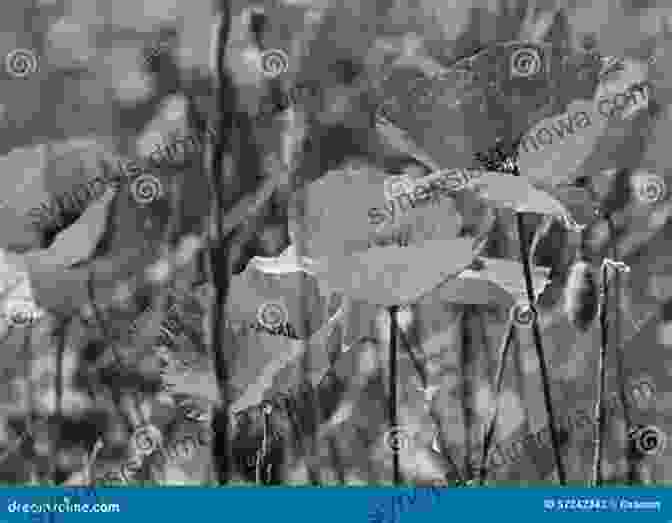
xmin=479 ymin=320 xmax=515 ymax=485
xmin=53 ymin=319 xmax=69 ymax=483
xmin=460 ymin=306 xmax=477 ymax=481
xmin=294 ymin=168 xmax=321 ymax=485
xmin=593 ymin=262 xmax=610 ymax=487
xmin=22 ymin=327 xmax=36 ymax=483
xmin=209 ymin=0 xmax=234 ymax=485
xmin=388 ymin=305 xmax=401 ymax=485
xmin=397 ymin=328 xmax=428 ymax=387
xmin=256 ymin=407 xmax=272 ymax=485
xmin=515 ymin=212 xmax=566 ymax=485
xmin=327 ymin=436 xmax=346 ymax=485
xmin=606 ymin=216 xmax=637 ymax=483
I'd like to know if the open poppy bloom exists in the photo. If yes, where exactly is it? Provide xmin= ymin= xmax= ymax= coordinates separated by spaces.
xmin=374 ymin=41 xmax=610 ymax=172
xmin=160 ymin=245 xmax=351 ymax=415
xmin=376 ymin=42 xmax=654 ymax=231
xmin=289 ymin=161 xmax=477 ymax=307
xmin=228 ymin=255 xmax=329 ymax=340
xmin=0 ymin=185 xmax=117 ymax=335
xmin=517 ymin=54 xmax=653 ymax=192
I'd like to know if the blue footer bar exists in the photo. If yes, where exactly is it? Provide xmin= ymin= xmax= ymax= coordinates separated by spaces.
xmin=0 ymin=487 xmax=669 ymax=523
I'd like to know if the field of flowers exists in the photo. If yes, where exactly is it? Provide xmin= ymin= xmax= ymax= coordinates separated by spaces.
xmin=0 ymin=0 xmax=671 ymax=487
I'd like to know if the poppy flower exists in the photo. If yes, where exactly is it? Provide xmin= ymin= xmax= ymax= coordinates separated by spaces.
xmin=0 ymin=186 xmax=117 ymax=336
xmin=374 ymin=41 xmax=615 ymax=173
xmin=228 ymin=254 xmax=328 ymax=340
xmin=374 ymin=42 xmax=628 ymax=230
xmin=289 ymin=161 xmax=477 ymax=307
xmin=518 ymin=55 xmax=653 ymax=191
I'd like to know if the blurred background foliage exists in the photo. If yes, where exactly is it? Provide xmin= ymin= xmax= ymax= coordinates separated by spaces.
xmin=0 ymin=0 xmax=671 ymax=486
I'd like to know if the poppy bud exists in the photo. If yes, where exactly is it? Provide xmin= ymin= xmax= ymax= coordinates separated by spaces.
xmin=564 ymin=258 xmax=599 ymax=331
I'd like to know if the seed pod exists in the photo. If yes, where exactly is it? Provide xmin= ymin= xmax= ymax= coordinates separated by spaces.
xmin=564 ymin=258 xmax=598 ymax=331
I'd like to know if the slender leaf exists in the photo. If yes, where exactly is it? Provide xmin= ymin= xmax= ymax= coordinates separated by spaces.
xmin=436 ymin=257 xmax=550 ymax=308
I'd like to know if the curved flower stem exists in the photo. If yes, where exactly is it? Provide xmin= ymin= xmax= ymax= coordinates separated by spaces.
xmin=292 ymin=142 xmax=322 ymax=485
xmin=388 ymin=305 xmax=401 ymax=485
xmin=0 ymin=430 xmax=30 ymax=467
xmin=86 ymin=271 xmax=145 ymax=431
xmin=515 ymin=212 xmax=566 ymax=485
xmin=479 ymin=320 xmax=515 ymax=485
xmin=86 ymin=439 xmax=104 ymax=487
xmin=327 ymin=435 xmax=345 ymax=485
xmin=397 ymin=328 xmax=464 ymax=483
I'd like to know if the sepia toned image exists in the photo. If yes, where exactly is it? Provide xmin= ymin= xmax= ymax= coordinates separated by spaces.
xmin=0 ymin=0 xmax=672 ymax=499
